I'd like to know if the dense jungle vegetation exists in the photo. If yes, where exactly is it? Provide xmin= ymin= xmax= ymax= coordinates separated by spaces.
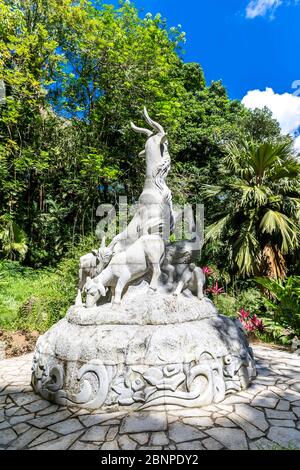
xmin=0 ymin=1 xmax=299 ymax=348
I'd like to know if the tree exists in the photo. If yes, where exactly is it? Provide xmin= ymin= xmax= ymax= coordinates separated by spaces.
xmin=203 ymin=141 xmax=300 ymax=278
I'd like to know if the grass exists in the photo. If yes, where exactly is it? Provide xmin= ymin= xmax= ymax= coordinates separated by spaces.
xmin=0 ymin=236 xmax=97 ymax=333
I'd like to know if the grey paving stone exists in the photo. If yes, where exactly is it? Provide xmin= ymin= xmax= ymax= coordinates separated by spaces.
xmin=182 ymin=417 xmax=214 ymax=428
xmin=106 ymin=426 xmax=119 ymax=441
xmin=48 ymin=418 xmax=84 ymax=435
xmin=205 ymin=428 xmax=248 ymax=450
xmin=37 ymin=404 xmax=59 ymax=415
xmin=131 ymin=433 xmax=149 ymax=445
xmin=9 ymin=392 xmax=38 ymax=407
xmin=120 ymin=412 xmax=167 ymax=434
xmin=215 ymin=417 xmax=236 ymax=428
xmin=228 ymin=414 xmax=265 ymax=439
xmin=149 ymin=432 xmax=169 ymax=446
xmin=268 ymin=426 xmax=300 ymax=449
xmin=30 ymin=430 xmax=83 ymax=450
xmin=139 ymin=446 xmax=163 ymax=450
xmin=10 ymin=413 xmax=35 ymax=425
xmin=177 ymin=441 xmax=204 ymax=450
xmin=79 ymin=423 xmax=110 ymax=442
xmin=28 ymin=430 xmax=58 ymax=448
xmin=292 ymin=407 xmax=300 ymax=418
xmin=0 ymin=420 xmax=11 ymax=430
xmin=118 ymin=435 xmax=137 ymax=450
xmin=0 ymin=428 xmax=17 ymax=446
xmin=202 ymin=437 xmax=224 ymax=450
xmin=13 ymin=423 xmax=30 ymax=435
xmin=24 ymin=399 xmax=50 ymax=413
xmin=79 ymin=412 xmax=123 ymax=428
xmin=268 ymin=419 xmax=295 ymax=427
xmin=249 ymin=438 xmax=276 ymax=450
xmin=276 ymin=400 xmax=291 ymax=411
xmin=265 ymin=409 xmax=296 ymax=420
xmin=71 ymin=441 xmax=100 ymax=450
xmin=235 ymin=404 xmax=269 ymax=431
xmin=28 ymin=410 xmax=72 ymax=428
xmin=168 ymin=422 xmax=206 ymax=443
xmin=101 ymin=441 xmax=119 ymax=450
xmin=251 ymin=397 xmax=278 ymax=408
xmin=7 ymin=427 xmax=44 ymax=449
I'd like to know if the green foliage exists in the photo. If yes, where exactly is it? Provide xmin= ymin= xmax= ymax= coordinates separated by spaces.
xmin=213 ymin=294 xmax=238 ymax=317
xmin=254 ymin=276 xmax=300 ymax=341
xmin=203 ymin=141 xmax=300 ymax=278
xmin=0 ymin=236 xmax=97 ymax=332
xmin=0 ymin=0 xmax=299 ymax=343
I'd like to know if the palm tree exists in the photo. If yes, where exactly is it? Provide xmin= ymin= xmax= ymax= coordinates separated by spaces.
xmin=203 ymin=140 xmax=300 ymax=278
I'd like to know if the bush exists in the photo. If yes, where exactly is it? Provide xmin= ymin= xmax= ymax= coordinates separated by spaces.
xmin=0 ymin=235 xmax=98 ymax=332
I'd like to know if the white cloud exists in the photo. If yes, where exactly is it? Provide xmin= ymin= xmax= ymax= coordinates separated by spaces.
xmin=242 ymin=87 xmax=300 ymax=151
xmin=294 ymin=135 xmax=300 ymax=152
xmin=245 ymin=0 xmax=299 ymax=19
xmin=246 ymin=0 xmax=282 ymax=19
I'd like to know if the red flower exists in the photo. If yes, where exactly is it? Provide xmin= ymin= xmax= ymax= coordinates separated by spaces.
xmin=202 ymin=266 xmax=214 ymax=277
xmin=207 ymin=281 xmax=224 ymax=295
xmin=238 ymin=308 xmax=250 ymax=321
xmin=238 ymin=310 xmax=264 ymax=333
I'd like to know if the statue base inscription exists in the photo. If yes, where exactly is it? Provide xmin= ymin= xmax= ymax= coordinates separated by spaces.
xmin=31 ymin=283 xmax=256 ymax=410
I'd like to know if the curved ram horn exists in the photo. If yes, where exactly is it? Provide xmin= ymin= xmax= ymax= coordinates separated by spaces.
xmin=130 ymin=121 xmax=153 ymax=137
xmin=143 ymin=107 xmax=164 ymax=135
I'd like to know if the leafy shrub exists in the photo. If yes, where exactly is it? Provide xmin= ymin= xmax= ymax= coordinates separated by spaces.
xmin=254 ymin=276 xmax=300 ymax=343
xmin=0 ymin=235 xmax=98 ymax=332
xmin=212 ymin=294 xmax=238 ymax=317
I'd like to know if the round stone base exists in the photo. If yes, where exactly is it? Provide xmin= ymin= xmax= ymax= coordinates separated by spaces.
xmin=31 ymin=284 xmax=256 ymax=410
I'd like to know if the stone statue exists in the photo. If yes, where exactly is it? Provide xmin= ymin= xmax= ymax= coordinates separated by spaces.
xmin=31 ymin=107 xmax=256 ymax=411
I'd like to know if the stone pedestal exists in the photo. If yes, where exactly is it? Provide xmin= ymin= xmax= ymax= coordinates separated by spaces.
xmin=31 ymin=283 xmax=256 ymax=410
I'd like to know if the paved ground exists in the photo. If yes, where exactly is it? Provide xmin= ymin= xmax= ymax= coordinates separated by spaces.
xmin=0 ymin=345 xmax=300 ymax=450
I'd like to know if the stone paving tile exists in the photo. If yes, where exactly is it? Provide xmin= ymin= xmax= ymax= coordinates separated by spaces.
xmin=227 ymin=413 xmax=265 ymax=439
xmin=276 ymin=400 xmax=291 ymax=411
xmin=48 ymin=418 xmax=84 ymax=435
xmin=177 ymin=440 xmax=204 ymax=450
xmin=149 ymin=432 xmax=169 ymax=446
xmin=6 ymin=427 xmax=44 ymax=450
xmin=80 ymin=425 xmax=109 ymax=442
xmin=118 ymin=435 xmax=137 ymax=450
xmin=235 ymin=404 xmax=269 ymax=432
xmin=201 ymin=437 xmax=224 ymax=450
xmin=28 ymin=410 xmax=72 ymax=428
xmin=205 ymin=428 xmax=248 ymax=450
xmin=0 ymin=428 xmax=18 ymax=446
xmin=0 ymin=346 xmax=300 ymax=450
xmin=292 ymin=407 xmax=300 ymax=418
xmin=268 ymin=426 xmax=300 ymax=449
xmin=131 ymin=433 xmax=149 ymax=445
xmin=181 ymin=417 xmax=214 ymax=427
xmin=168 ymin=422 xmax=206 ymax=443
xmin=28 ymin=430 xmax=58 ymax=448
xmin=268 ymin=419 xmax=296 ymax=428
xmin=265 ymin=409 xmax=296 ymax=420
xmin=30 ymin=430 xmax=84 ymax=450
xmin=120 ymin=412 xmax=167 ymax=434
xmin=101 ymin=441 xmax=119 ymax=450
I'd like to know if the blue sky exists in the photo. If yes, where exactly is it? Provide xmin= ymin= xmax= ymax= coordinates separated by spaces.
xmin=108 ymin=0 xmax=299 ymax=100
xmin=108 ymin=0 xmax=300 ymax=148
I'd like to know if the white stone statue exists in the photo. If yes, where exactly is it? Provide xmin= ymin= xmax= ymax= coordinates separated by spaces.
xmin=31 ymin=107 xmax=256 ymax=411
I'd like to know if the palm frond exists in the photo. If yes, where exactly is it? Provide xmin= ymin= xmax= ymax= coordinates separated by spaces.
xmin=260 ymin=210 xmax=299 ymax=253
xmin=205 ymin=215 xmax=230 ymax=242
